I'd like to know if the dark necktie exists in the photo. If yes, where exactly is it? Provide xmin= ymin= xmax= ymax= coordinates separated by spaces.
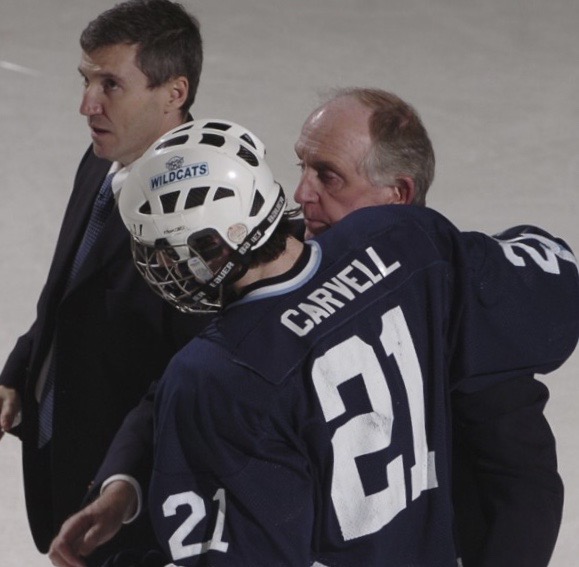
xmin=38 ymin=172 xmax=116 ymax=447
xmin=67 ymin=172 xmax=117 ymax=287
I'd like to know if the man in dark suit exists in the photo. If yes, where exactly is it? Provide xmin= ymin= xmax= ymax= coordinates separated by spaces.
xmin=0 ymin=2 xmax=209 ymax=566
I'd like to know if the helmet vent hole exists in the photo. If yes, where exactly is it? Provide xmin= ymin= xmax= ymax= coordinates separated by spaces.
xmin=185 ymin=186 xmax=210 ymax=209
xmin=249 ymin=190 xmax=265 ymax=217
xmin=200 ymin=133 xmax=226 ymax=147
xmin=155 ymin=134 xmax=189 ymax=150
xmin=214 ymin=187 xmax=235 ymax=201
xmin=172 ymin=124 xmax=194 ymax=135
xmin=240 ymin=133 xmax=258 ymax=150
xmin=160 ymin=191 xmax=180 ymax=213
xmin=237 ymin=145 xmax=258 ymax=167
xmin=203 ymin=121 xmax=230 ymax=131
xmin=139 ymin=201 xmax=152 ymax=215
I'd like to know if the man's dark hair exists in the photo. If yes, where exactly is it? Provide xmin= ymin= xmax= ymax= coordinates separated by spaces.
xmin=80 ymin=0 xmax=203 ymax=114
xmin=249 ymin=209 xmax=302 ymax=268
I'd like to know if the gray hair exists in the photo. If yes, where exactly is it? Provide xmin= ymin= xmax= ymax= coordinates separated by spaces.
xmin=326 ymin=87 xmax=435 ymax=206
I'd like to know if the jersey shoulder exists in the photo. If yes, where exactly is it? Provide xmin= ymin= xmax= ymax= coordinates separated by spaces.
xmin=212 ymin=205 xmax=466 ymax=384
xmin=455 ymin=225 xmax=579 ymax=390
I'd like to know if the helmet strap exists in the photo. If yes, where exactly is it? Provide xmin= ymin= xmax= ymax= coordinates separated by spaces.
xmin=188 ymin=185 xmax=286 ymax=306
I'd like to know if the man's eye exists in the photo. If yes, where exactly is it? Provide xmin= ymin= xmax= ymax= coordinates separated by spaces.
xmin=318 ymin=170 xmax=337 ymax=183
xmin=103 ymin=79 xmax=119 ymax=91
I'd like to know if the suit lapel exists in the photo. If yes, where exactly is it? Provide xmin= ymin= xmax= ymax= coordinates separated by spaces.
xmin=41 ymin=151 xmax=107 ymax=294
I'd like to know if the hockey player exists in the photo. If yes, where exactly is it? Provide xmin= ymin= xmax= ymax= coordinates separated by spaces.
xmin=117 ymin=120 xmax=579 ymax=566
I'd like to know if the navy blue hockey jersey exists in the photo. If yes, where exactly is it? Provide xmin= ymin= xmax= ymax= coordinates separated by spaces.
xmin=149 ymin=205 xmax=579 ymax=567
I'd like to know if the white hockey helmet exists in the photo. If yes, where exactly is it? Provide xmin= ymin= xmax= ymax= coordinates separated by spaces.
xmin=119 ymin=119 xmax=287 ymax=313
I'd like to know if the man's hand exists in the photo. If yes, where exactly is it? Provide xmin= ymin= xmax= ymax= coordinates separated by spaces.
xmin=0 ymin=385 xmax=21 ymax=440
xmin=48 ymin=480 xmax=138 ymax=567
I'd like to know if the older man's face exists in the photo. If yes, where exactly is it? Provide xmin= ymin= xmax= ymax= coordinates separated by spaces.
xmin=294 ymin=96 xmax=402 ymax=239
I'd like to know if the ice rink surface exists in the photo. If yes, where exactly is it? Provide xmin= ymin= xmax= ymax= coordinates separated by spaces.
xmin=1 ymin=0 xmax=578 ymax=564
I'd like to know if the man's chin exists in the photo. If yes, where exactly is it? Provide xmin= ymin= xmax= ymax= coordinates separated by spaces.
xmin=92 ymin=142 xmax=109 ymax=159
xmin=303 ymin=221 xmax=328 ymax=240
xmin=91 ymin=136 xmax=120 ymax=161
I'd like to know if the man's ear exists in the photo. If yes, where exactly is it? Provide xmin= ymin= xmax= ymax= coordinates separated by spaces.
xmin=393 ymin=176 xmax=416 ymax=204
xmin=165 ymin=76 xmax=189 ymax=112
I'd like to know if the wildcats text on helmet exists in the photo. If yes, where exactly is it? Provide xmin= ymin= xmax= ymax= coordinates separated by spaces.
xmin=150 ymin=162 xmax=209 ymax=191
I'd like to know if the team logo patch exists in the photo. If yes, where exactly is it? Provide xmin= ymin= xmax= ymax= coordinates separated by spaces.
xmin=227 ymin=223 xmax=248 ymax=244
xmin=150 ymin=156 xmax=209 ymax=190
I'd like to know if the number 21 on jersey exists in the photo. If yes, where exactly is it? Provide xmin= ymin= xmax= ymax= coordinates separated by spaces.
xmin=312 ymin=305 xmax=438 ymax=541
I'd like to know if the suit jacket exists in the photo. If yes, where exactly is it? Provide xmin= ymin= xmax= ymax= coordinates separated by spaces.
xmin=0 ymin=147 xmax=212 ymax=561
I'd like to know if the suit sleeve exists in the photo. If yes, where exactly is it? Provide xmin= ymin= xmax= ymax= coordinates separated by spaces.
xmin=452 ymin=374 xmax=563 ymax=567
xmin=0 ymin=146 xmax=105 ymax=400
xmin=87 ymin=307 xmax=213 ymax=503
xmin=0 ymin=325 xmax=34 ymax=394
xmin=88 ymin=380 xmax=156 ymax=503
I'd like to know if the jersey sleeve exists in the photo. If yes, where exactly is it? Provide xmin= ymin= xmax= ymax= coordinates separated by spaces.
xmin=149 ymin=339 xmax=315 ymax=567
xmin=453 ymin=226 xmax=579 ymax=393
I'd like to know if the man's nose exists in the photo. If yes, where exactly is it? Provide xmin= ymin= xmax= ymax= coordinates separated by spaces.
xmin=294 ymin=172 xmax=319 ymax=205
xmin=79 ymin=87 xmax=103 ymax=116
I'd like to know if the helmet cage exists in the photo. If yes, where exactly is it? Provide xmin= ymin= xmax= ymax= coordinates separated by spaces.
xmin=130 ymin=184 xmax=286 ymax=313
xmin=131 ymin=236 xmax=224 ymax=313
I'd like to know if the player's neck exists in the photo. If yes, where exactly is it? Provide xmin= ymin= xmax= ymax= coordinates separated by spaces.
xmin=233 ymin=236 xmax=305 ymax=292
